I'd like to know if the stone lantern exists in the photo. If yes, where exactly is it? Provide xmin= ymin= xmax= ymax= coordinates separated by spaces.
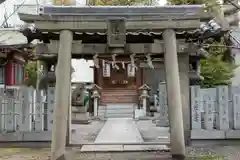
xmin=71 ymin=83 xmax=91 ymax=124
xmin=90 ymin=84 xmax=101 ymax=117
xmin=139 ymin=84 xmax=151 ymax=116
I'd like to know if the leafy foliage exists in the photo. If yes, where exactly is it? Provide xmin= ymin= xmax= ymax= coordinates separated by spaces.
xmin=167 ymin=0 xmax=202 ymax=5
xmin=168 ymin=0 xmax=235 ymax=88
xmin=24 ymin=47 xmax=38 ymax=88
xmin=200 ymin=41 xmax=236 ymax=88
xmin=24 ymin=61 xmax=38 ymax=88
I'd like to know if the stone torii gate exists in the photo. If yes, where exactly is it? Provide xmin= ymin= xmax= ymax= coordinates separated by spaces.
xmin=19 ymin=5 xmax=210 ymax=160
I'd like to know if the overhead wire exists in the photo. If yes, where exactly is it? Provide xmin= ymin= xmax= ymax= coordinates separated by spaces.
xmin=0 ymin=0 xmax=27 ymax=27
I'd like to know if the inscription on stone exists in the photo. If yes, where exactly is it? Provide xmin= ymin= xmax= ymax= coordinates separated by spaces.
xmin=203 ymin=90 xmax=215 ymax=130
xmin=233 ymin=94 xmax=240 ymax=129
xmin=35 ymin=90 xmax=44 ymax=131
xmin=216 ymin=86 xmax=229 ymax=130
xmin=191 ymin=86 xmax=201 ymax=129
xmin=47 ymin=87 xmax=55 ymax=131
xmin=158 ymin=83 xmax=169 ymax=126
xmin=20 ymin=88 xmax=32 ymax=132
xmin=5 ymin=98 xmax=14 ymax=132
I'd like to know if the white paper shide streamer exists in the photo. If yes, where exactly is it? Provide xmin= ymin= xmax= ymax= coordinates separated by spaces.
xmin=111 ymin=54 xmax=119 ymax=70
xmin=93 ymin=54 xmax=100 ymax=68
xmin=146 ymin=54 xmax=154 ymax=69
xmin=128 ymin=54 xmax=137 ymax=77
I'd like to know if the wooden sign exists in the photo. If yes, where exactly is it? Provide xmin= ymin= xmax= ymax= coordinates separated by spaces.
xmin=102 ymin=61 xmax=110 ymax=77
xmin=127 ymin=64 xmax=135 ymax=77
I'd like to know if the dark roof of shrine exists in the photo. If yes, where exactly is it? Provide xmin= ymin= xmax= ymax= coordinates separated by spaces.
xmin=21 ymin=28 xmax=227 ymax=43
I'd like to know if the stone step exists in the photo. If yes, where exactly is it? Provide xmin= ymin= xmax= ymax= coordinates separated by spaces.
xmin=98 ymin=110 xmax=133 ymax=114
xmin=99 ymin=106 xmax=134 ymax=110
xmin=106 ymin=103 xmax=135 ymax=108
xmin=101 ymin=92 xmax=137 ymax=96
xmin=97 ymin=104 xmax=136 ymax=118
xmin=106 ymin=110 xmax=133 ymax=114
xmin=105 ymin=113 xmax=133 ymax=118
xmin=101 ymin=89 xmax=137 ymax=104
xmin=101 ymin=98 xmax=136 ymax=104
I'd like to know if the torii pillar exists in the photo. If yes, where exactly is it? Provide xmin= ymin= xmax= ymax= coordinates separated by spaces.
xmin=163 ymin=29 xmax=186 ymax=159
xmin=51 ymin=30 xmax=73 ymax=160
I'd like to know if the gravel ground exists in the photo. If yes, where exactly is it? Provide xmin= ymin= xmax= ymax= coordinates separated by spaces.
xmin=70 ymin=120 xmax=105 ymax=144
xmin=0 ymin=145 xmax=239 ymax=160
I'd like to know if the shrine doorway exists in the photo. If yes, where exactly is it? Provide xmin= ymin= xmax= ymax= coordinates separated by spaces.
xmin=98 ymin=61 xmax=138 ymax=104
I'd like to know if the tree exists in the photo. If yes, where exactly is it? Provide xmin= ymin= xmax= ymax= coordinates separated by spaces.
xmin=24 ymin=47 xmax=38 ymax=88
xmin=25 ymin=59 xmax=75 ymax=88
xmin=200 ymin=41 xmax=236 ymax=87
xmin=168 ymin=0 xmax=235 ymax=88
xmin=24 ymin=61 xmax=38 ymax=88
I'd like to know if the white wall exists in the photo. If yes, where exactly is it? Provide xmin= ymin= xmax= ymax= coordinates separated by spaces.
xmin=71 ymin=59 xmax=93 ymax=83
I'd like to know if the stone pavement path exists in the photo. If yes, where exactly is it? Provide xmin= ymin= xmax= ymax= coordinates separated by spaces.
xmin=94 ymin=118 xmax=143 ymax=144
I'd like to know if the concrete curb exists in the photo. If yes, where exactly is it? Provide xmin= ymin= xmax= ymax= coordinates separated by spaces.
xmin=80 ymin=144 xmax=170 ymax=152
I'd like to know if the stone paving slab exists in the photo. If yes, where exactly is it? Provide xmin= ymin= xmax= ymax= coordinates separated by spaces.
xmin=95 ymin=118 xmax=143 ymax=144
xmin=81 ymin=145 xmax=123 ymax=152
xmin=191 ymin=130 xmax=225 ymax=139
xmin=136 ymin=120 xmax=170 ymax=142
xmin=80 ymin=144 xmax=170 ymax=152
xmin=123 ymin=145 xmax=169 ymax=152
xmin=71 ymin=120 xmax=105 ymax=144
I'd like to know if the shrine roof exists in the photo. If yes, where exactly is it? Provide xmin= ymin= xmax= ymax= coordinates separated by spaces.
xmin=0 ymin=28 xmax=29 ymax=48
xmin=18 ymin=5 xmax=212 ymax=32
xmin=20 ymin=5 xmax=209 ymax=18
xmin=22 ymin=29 xmax=226 ymax=44
xmin=0 ymin=28 xmax=34 ymax=60
xmin=38 ymin=5 xmax=206 ymax=16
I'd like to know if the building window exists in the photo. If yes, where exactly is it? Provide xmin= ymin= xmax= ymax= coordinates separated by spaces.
xmin=0 ymin=66 xmax=5 ymax=84
xmin=15 ymin=63 xmax=24 ymax=85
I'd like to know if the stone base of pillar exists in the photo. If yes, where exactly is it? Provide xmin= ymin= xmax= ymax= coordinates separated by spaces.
xmin=184 ymin=130 xmax=192 ymax=146
xmin=71 ymin=106 xmax=91 ymax=124
xmin=156 ymin=119 xmax=169 ymax=127
xmin=172 ymin=154 xmax=185 ymax=160
xmin=55 ymin=153 xmax=72 ymax=160
xmin=56 ymin=154 xmax=67 ymax=160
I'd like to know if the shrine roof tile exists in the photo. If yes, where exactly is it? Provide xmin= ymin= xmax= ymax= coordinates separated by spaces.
xmin=39 ymin=30 xmax=200 ymax=37
xmin=0 ymin=29 xmax=28 ymax=47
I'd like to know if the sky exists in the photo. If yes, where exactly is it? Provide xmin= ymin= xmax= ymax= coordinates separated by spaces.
xmin=0 ymin=0 xmax=167 ymax=82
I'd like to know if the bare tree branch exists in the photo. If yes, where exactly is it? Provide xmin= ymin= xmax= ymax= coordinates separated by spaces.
xmin=225 ymin=0 xmax=240 ymax=10
xmin=0 ymin=0 xmax=27 ymax=27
